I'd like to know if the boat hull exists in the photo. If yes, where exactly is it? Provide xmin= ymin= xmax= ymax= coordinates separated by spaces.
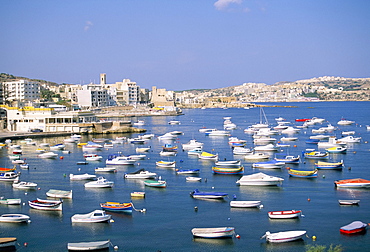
xmin=230 ymin=201 xmax=261 ymax=208
xmin=67 ymin=240 xmax=110 ymax=251
xmin=264 ymin=230 xmax=306 ymax=243
xmin=191 ymin=227 xmax=235 ymax=238
xmin=268 ymin=210 xmax=302 ymax=219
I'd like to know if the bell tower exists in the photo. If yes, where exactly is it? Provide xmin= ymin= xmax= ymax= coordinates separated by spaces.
xmin=100 ymin=73 xmax=106 ymax=85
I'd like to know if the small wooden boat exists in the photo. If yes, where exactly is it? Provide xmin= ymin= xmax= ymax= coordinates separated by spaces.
xmin=236 ymin=172 xmax=284 ymax=186
xmin=0 ymin=237 xmax=17 ymax=249
xmin=212 ymin=166 xmax=244 ymax=175
xmin=188 ymin=147 xmax=203 ymax=155
xmin=0 ymin=197 xmax=21 ymax=205
xmin=302 ymin=149 xmax=329 ymax=159
xmin=67 ymin=240 xmax=110 ymax=251
xmin=334 ymin=178 xmax=370 ymax=188
xmin=131 ymin=192 xmax=145 ymax=198
xmin=144 ymin=180 xmax=167 ymax=188
xmin=340 ymin=221 xmax=367 ymax=234
xmin=191 ymin=227 xmax=235 ymax=238
xmin=71 ymin=210 xmax=111 ymax=223
xmin=326 ymin=146 xmax=347 ymax=154
xmin=46 ymin=189 xmax=73 ymax=199
xmin=69 ymin=173 xmax=97 ymax=180
xmin=262 ymin=230 xmax=306 ymax=243
xmin=12 ymin=181 xmax=38 ymax=189
xmin=230 ymin=200 xmax=262 ymax=208
xmin=268 ymin=210 xmax=302 ymax=219
xmin=190 ymin=189 xmax=228 ymax=199
xmin=95 ymin=167 xmax=117 ymax=173
xmin=176 ymin=169 xmax=200 ymax=175
xmin=84 ymin=177 xmax=114 ymax=188
xmin=124 ymin=169 xmax=157 ymax=179
xmin=186 ymin=177 xmax=202 ymax=182
xmin=198 ymin=151 xmax=219 ymax=160
xmin=315 ymin=161 xmax=343 ymax=169
xmin=156 ymin=160 xmax=176 ymax=168
xmin=338 ymin=200 xmax=360 ymax=205
xmin=0 ymin=214 xmax=30 ymax=223
xmin=100 ymin=202 xmax=133 ymax=213
xmin=288 ymin=168 xmax=318 ymax=178
xmin=28 ymin=198 xmax=63 ymax=211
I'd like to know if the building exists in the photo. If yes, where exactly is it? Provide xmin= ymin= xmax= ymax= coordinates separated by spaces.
xmin=3 ymin=79 xmax=40 ymax=104
xmin=150 ymin=86 xmax=175 ymax=107
xmin=76 ymin=84 xmax=115 ymax=109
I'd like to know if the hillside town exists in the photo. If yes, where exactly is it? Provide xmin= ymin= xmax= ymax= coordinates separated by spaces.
xmin=0 ymin=73 xmax=369 ymax=134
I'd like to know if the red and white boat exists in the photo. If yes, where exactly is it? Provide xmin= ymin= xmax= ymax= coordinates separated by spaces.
xmin=340 ymin=221 xmax=367 ymax=234
xmin=268 ymin=210 xmax=302 ymax=219
xmin=334 ymin=178 xmax=370 ymax=188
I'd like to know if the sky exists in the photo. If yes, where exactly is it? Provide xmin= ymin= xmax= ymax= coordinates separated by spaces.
xmin=1 ymin=0 xmax=370 ymax=91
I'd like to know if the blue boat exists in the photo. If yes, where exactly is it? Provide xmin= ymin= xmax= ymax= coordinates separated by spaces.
xmin=176 ymin=169 xmax=200 ymax=174
xmin=190 ymin=189 xmax=228 ymax=199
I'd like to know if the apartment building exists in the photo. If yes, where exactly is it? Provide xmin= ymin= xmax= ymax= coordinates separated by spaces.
xmin=3 ymin=79 xmax=40 ymax=103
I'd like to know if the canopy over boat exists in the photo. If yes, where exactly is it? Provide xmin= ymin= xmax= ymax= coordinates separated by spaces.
xmin=340 ymin=221 xmax=367 ymax=234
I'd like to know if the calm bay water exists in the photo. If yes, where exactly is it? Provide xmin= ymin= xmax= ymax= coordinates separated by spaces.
xmin=1 ymin=101 xmax=370 ymax=252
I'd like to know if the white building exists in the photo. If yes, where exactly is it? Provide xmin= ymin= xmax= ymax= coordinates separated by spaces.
xmin=76 ymin=84 xmax=115 ymax=109
xmin=3 ymin=79 xmax=40 ymax=103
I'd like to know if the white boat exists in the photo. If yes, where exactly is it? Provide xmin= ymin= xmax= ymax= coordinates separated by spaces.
xmin=0 ymin=172 xmax=20 ymax=182
xmin=262 ymin=230 xmax=306 ymax=243
xmin=182 ymin=139 xmax=204 ymax=150
xmin=268 ymin=210 xmax=302 ymax=219
xmin=159 ymin=151 xmax=177 ymax=156
xmin=310 ymin=134 xmax=330 ymax=140
xmin=168 ymin=120 xmax=181 ymax=125
xmin=136 ymin=147 xmax=151 ymax=152
xmin=338 ymin=199 xmax=360 ymax=205
xmin=233 ymin=147 xmax=253 ymax=155
xmin=199 ymin=128 xmax=217 ymax=133
xmin=187 ymin=147 xmax=203 ymax=155
xmin=64 ymin=138 xmax=79 ymax=143
xmin=69 ymin=173 xmax=97 ymax=181
xmin=215 ymin=160 xmax=241 ymax=167
xmin=67 ymin=240 xmax=110 ymax=251
xmin=186 ymin=177 xmax=202 ymax=182
xmin=198 ymin=151 xmax=218 ymax=160
xmin=84 ymin=177 xmax=114 ymax=188
xmin=28 ymin=198 xmax=63 ymax=211
xmin=338 ymin=135 xmax=361 ymax=143
xmin=236 ymin=172 xmax=284 ymax=186
xmin=127 ymin=137 xmax=146 ymax=144
xmin=128 ymin=154 xmax=146 ymax=160
xmin=230 ymin=200 xmax=262 ymax=208
xmin=254 ymin=144 xmax=278 ymax=151
xmin=156 ymin=160 xmax=176 ymax=168
xmin=20 ymin=163 xmax=29 ymax=169
xmin=133 ymin=120 xmax=145 ymax=126
xmin=71 ymin=210 xmax=111 ymax=223
xmin=0 ymin=214 xmax=30 ymax=223
xmin=38 ymin=152 xmax=58 ymax=159
xmin=280 ymin=137 xmax=298 ymax=141
xmin=252 ymin=108 xmax=269 ymax=128
xmin=342 ymin=131 xmax=355 ymax=135
xmin=205 ymin=130 xmax=230 ymax=136
xmin=337 ymin=119 xmax=354 ymax=125
xmin=0 ymin=197 xmax=21 ymax=205
xmin=50 ymin=144 xmax=65 ymax=150
xmin=253 ymin=137 xmax=276 ymax=145
xmin=252 ymin=160 xmax=285 ymax=169
xmin=281 ymin=126 xmax=301 ymax=134
xmin=139 ymin=134 xmax=155 ymax=139
xmin=95 ymin=167 xmax=117 ymax=173
xmin=82 ymin=143 xmax=103 ymax=151
xmin=124 ymin=169 xmax=157 ymax=179
xmin=244 ymin=153 xmax=269 ymax=160
xmin=46 ymin=189 xmax=73 ymax=199
xmin=191 ymin=227 xmax=235 ymax=238
xmin=106 ymin=155 xmax=136 ymax=165
xmin=158 ymin=133 xmax=177 ymax=140
xmin=84 ymin=154 xmax=103 ymax=161
xmin=12 ymin=181 xmax=38 ymax=190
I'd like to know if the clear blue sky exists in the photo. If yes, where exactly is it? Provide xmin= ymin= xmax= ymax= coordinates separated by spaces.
xmin=1 ymin=0 xmax=370 ymax=91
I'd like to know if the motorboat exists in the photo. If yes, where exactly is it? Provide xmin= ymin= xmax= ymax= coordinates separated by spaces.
xmin=236 ymin=172 xmax=284 ymax=186
xmin=205 ymin=129 xmax=230 ymax=136
xmin=28 ymin=198 xmax=63 ymax=211
xmin=0 ymin=214 xmax=30 ymax=223
xmin=0 ymin=172 xmax=20 ymax=182
xmin=168 ymin=120 xmax=181 ymax=125
xmin=340 ymin=221 xmax=367 ymax=234
xmin=136 ymin=147 xmax=151 ymax=152
xmin=337 ymin=119 xmax=355 ymax=125
xmin=100 ymin=202 xmax=133 ymax=213
xmin=244 ymin=153 xmax=269 ymax=160
xmin=230 ymin=200 xmax=262 ymax=208
xmin=186 ymin=177 xmax=202 ymax=182
xmin=64 ymin=138 xmax=79 ymax=143
xmin=315 ymin=161 xmax=343 ymax=169
xmin=124 ymin=169 xmax=157 ymax=179
xmin=317 ymin=136 xmax=345 ymax=148
xmin=138 ymin=133 xmax=154 ymax=139
xmin=198 ymin=151 xmax=218 ymax=160
xmin=280 ymin=137 xmax=298 ymax=142
xmin=46 ymin=189 xmax=73 ymax=199
xmin=144 ymin=179 xmax=167 ymax=188
xmin=182 ymin=139 xmax=204 ymax=150
xmin=338 ymin=199 xmax=360 ymax=205
xmin=262 ymin=230 xmax=306 ymax=243
xmin=38 ymin=152 xmax=58 ymax=159
xmin=228 ymin=137 xmax=247 ymax=146
xmin=159 ymin=151 xmax=177 ymax=156
xmin=71 ymin=210 xmax=111 ymax=223
xmin=69 ymin=173 xmax=97 ymax=180
xmin=288 ymin=168 xmax=318 ymax=178
xmin=190 ymin=189 xmax=228 ymax=199
xmin=199 ymin=127 xmax=217 ymax=133
xmin=252 ymin=160 xmax=285 ymax=169
xmin=334 ymin=178 xmax=370 ymax=188
xmin=84 ymin=177 xmax=114 ymax=188
xmin=254 ymin=144 xmax=278 ymax=151
xmin=281 ymin=127 xmax=301 ymax=134
xmin=274 ymin=155 xmax=300 ymax=164
xmin=133 ymin=120 xmax=145 ymax=126
xmin=310 ymin=134 xmax=330 ymax=140
xmin=157 ymin=133 xmax=177 ymax=140
xmin=156 ymin=160 xmax=176 ymax=168
xmin=253 ymin=136 xmax=276 ymax=145
xmin=302 ymin=149 xmax=329 ymax=159
xmin=233 ymin=147 xmax=253 ymax=155
xmin=188 ymin=147 xmax=203 ymax=155
xmin=128 ymin=154 xmax=146 ymax=160
xmin=95 ymin=167 xmax=117 ymax=173
xmin=268 ymin=210 xmax=302 ymax=219
xmin=67 ymin=240 xmax=110 ymax=251
xmin=127 ymin=137 xmax=146 ymax=144
xmin=170 ymin=130 xmax=183 ymax=135
xmin=176 ymin=169 xmax=200 ymax=174
xmin=20 ymin=163 xmax=30 ymax=169
xmin=84 ymin=154 xmax=103 ymax=161
xmin=326 ymin=146 xmax=347 ymax=154
xmin=106 ymin=155 xmax=136 ymax=165
xmin=12 ymin=181 xmax=38 ymax=189
xmin=0 ymin=197 xmax=21 ymax=205
xmin=191 ymin=227 xmax=235 ymax=238
xmin=338 ymin=135 xmax=361 ymax=143
xmin=342 ymin=131 xmax=355 ymax=135
xmin=82 ymin=142 xmax=103 ymax=151
xmin=50 ymin=143 xmax=65 ymax=150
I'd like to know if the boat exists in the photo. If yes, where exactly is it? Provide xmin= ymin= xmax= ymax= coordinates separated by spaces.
xmin=159 ymin=150 xmax=177 ymax=156
xmin=176 ymin=169 xmax=200 ymax=174
xmin=214 ymin=160 xmax=241 ymax=167
xmin=233 ymin=147 xmax=253 ymax=155
xmin=71 ymin=210 xmax=111 ymax=223
xmin=274 ymin=155 xmax=300 ymax=164
xmin=317 ymin=136 xmax=345 ymax=148
xmin=144 ymin=179 xmax=167 ymax=188
xmin=288 ymin=168 xmax=318 ymax=178
xmin=186 ymin=177 xmax=202 ymax=182
xmin=127 ymin=137 xmax=146 ymax=144
xmin=0 ymin=214 xmax=30 ymax=223
xmin=124 ymin=169 xmax=157 ymax=179
xmin=334 ymin=178 xmax=370 ymax=188
xmin=254 ymin=144 xmax=278 ymax=151
xmin=262 ymin=230 xmax=306 ymax=243
xmin=205 ymin=129 xmax=230 ymax=136
xmin=302 ymin=149 xmax=329 ymax=159
xmin=236 ymin=172 xmax=284 ymax=186
xmin=253 ymin=136 xmax=276 ymax=145
xmin=0 ymin=172 xmax=20 ymax=182
xmin=251 ymin=108 xmax=269 ymax=128
xmin=84 ymin=177 xmax=114 ymax=188
xmin=244 ymin=153 xmax=269 ymax=160
xmin=157 ymin=133 xmax=177 ymax=141
xmin=64 ymin=137 xmax=79 ymax=143
xmin=212 ymin=166 xmax=244 ymax=175
xmin=188 ymin=147 xmax=203 ymax=155
xmin=310 ymin=134 xmax=330 ymax=140
xmin=136 ymin=147 xmax=151 ymax=152
xmin=82 ymin=142 xmax=104 ymax=151
xmin=326 ymin=146 xmax=347 ymax=154
xmin=315 ymin=160 xmax=343 ymax=169
xmin=128 ymin=154 xmax=146 ymax=160
xmin=306 ymin=139 xmax=320 ymax=144
xmin=84 ymin=154 xmax=103 ymax=161
xmin=281 ymin=126 xmax=301 ymax=134
xmin=295 ymin=118 xmax=310 ymax=122
xmin=106 ymin=155 xmax=136 ymax=165
xmin=38 ymin=151 xmax=58 ymax=159
xmin=280 ymin=137 xmax=298 ymax=141
xmin=0 ymin=197 xmax=21 ymax=205
xmin=0 ymin=167 xmax=16 ymax=173
xmin=340 ymin=221 xmax=367 ymax=234
xmin=131 ymin=192 xmax=145 ymax=198
xmin=190 ymin=189 xmax=228 ymax=199
xmin=20 ymin=163 xmax=30 ymax=169
xmin=230 ymin=200 xmax=262 ymax=208
xmin=69 ymin=173 xmax=97 ymax=180
xmin=156 ymin=160 xmax=176 ymax=168
xmin=162 ymin=143 xmax=178 ymax=152
xmin=12 ymin=181 xmax=38 ymax=189
xmin=342 ymin=131 xmax=355 ymax=135
xmin=28 ymin=198 xmax=63 ymax=211
xmin=198 ymin=151 xmax=218 ymax=160
xmin=191 ymin=227 xmax=235 ymax=238
xmin=228 ymin=137 xmax=247 ymax=146
xmin=0 ymin=237 xmax=17 ymax=250
xmin=252 ymin=160 xmax=285 ymax=169
xmin=338 ymin=135 xmax=361 ymax=143
xmin=168 ymin=120 xmax=181 ymax=125
xmin=268 ymin=210 xmax=302 ymax=219
xmin=95 ymin=167 xmax=117 ymax=173
xmin=182 ymin=139 xmax=204 ymax=150
xmin=67 ymin=240 xmax=110 ymax=251
xmin=133 ymin=120 xmax=145 ymax=126
xmin=46 ymin=189 xmax=73 ymax=199
xmin=50 ymin=143 xmax=65 ymax=150
xmin=100 ymin=202 xmax=133 ymax=213
xmin=337 ymin=119 xmax=355 ymax=125
xmin=338 ymin=199 xmax=360 ymax=205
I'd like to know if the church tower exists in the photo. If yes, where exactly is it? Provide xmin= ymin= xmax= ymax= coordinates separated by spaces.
xmin=100 ymin=73 xmax=106 ymax=85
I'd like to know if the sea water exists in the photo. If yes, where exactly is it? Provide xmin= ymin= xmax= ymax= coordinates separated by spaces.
xmin=0 ymin=101 xmax=369 ymax=251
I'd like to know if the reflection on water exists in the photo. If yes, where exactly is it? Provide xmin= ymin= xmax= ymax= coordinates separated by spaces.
xmin=192 ymin=237 xmax=234 ymax=246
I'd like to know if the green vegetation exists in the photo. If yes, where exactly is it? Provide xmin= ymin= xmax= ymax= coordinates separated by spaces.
xmin=306 ymin=244 xmax=343 ymax=252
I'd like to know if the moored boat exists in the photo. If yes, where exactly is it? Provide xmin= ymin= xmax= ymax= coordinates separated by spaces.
xmin=252 ymin=160 xmax=285 ymax=169
xmin=198 ymin=151 xmax=218 ymax=160
xmin=334 ymin=178 xmax=370 ymax=188
xmin=338 ymin=199 xmax=360 ymax=205
xmin=0 ymin=197 xmax=21 ymax=205
xmin=302 ymin=149 xmax=329 ymax=159
xmin=340 ymin=221 xmax=367 ymax=234
xmin=156 ymin=160 xmax=176 ymax=168
xmin=274 ymin=155 xmax=300 ymax=164
xmin=95 ymin=167 xmax=117 ymax=173
xmin=236 ymin=172 xmax=284 ymax=186
xmin=84 ymin=177 xmax=114 ymax=188
xmin=262 ymin=230 xmax=306 ymax=243
xmin=69 ymin=173 xmax=97 ymax=181
xmin=100 ymin=202 xmax=133 ymax=213
xmin=326 ymin=146 xmax=347 ymax=154
xmin=0 ymin=237 xmax=17 ymax=250
xmin=0 ymin=172 xmax=20 ymax=182
xmin=144 ymin=179 xmax=167 ymax=188
xmin=268 ymin=210 xmax=302 ymax=219
xmin=0 ymin=213 xmax=30 ymax=223
xmin=12 ymin=181 xmax=38 ymax=189
xmin=230 ymin=200 xmax=262 ymax=208
xmin=214 ymin=160 xmax=241 ymax=167
xmin=38 ymin=152 xmax=58 ymax=159
xmin=28 ymin=198 xmax=63 ymax=211
xmin=190 ymin=189 xmax=228 ymax=199
xmin=315 ymin=160 xmax=343 ymax=169
xmin=288 ymin=168 xmax=318 ymax=178
xmin=191 ymin=227 xmax=235 ymax=238
xmin=176 ymin=169 xmax=200 ymax=174
xmin=212 ymin=166 xmax=244 ymax=175
xmin=106 ymin=155 xmax=136 ymax=165
xmin=186 ymin=177 xmax=202 ymax=182
xmin=46 ymin=189 xmax=73 ymax=199
xmin=71 ymin=210 xmax=111 ymax=223
xmin=67 ymin=240 xmax=110 ymax=251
